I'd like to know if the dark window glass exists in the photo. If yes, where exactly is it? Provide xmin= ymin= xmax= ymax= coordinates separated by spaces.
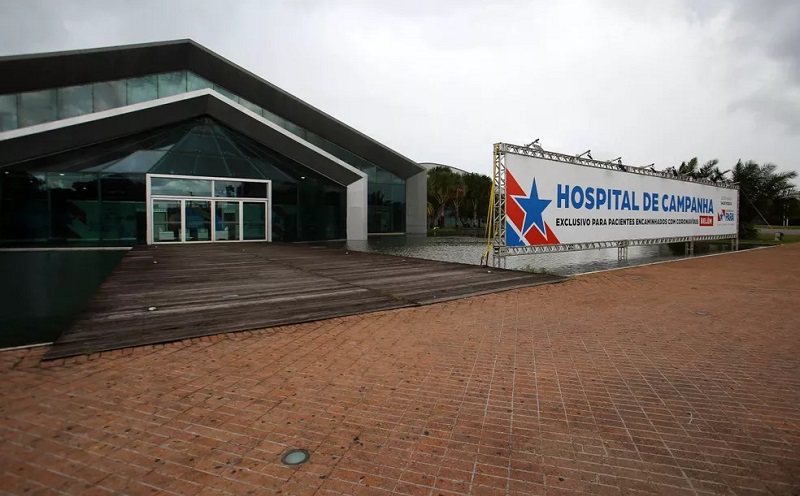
xmin=194 ymin=155 xmax=229 ymax=177
xmin=104 ymin=150 xmax=168 ymax=173
xmin=214 ymin=181 xmax=268 ymax=198
xmin=151 ymin=153 xmax=198 ymax=176
xmin=93 ymin=80 xmax=126 ymax=112
xmin=223 ymin=158 xmax=265 ymax=179
xmin=243 ymin=202 xmax=267 ymax=240
xmin=0 ymin=172 xmax=48 ymax=242
xmin=271 ymin=182 xmax=298 ymax=242
xmin=127 ymin=75 xmax=158 ymax=104
xmin=175 ymin=132 xmax=219 ymax=154
xmin=100 ymin=174 xmax=146 ymax=243
xmin=299 ymin=178 xmax=345 ymax=240
xmin=18 ymin=90 xmax=57 ymax=127
xmin=151 ymin=177 xmax=211 ymax=197
xmin=0 ymin=94 xmax=17 ymax=131
xmin=57 ymin=84 xmax=93 ymax=119
xmin=375 ymin=168 xmax=394 ymax=184
xmin=158 ymin=72 xmax=187 ymax=98
xmin=48 ymin=173 xmax=101 ymax=241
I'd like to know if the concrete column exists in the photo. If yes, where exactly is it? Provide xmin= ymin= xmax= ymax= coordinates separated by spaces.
xmin=346 ymin=176 xmax=368 ymax=240
xmin=405 ymin=170 xmax=427 ymax=234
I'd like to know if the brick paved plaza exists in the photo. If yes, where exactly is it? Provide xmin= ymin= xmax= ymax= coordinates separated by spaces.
xmin=1 ymin=245 xmax=799 ymax=495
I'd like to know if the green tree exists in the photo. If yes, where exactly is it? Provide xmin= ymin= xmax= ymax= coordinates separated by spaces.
xmin=427 ymin=166 xmax=460 ymax=228
xmin=732 ymin=160 xmax=797 ymax=237
xmin=678 ymin=157 xmax=728 ymax=181
xmin=462 ymin=172 xmax=492 ymax=227
xmin=451 ymin=175 xmax=467 ymax=228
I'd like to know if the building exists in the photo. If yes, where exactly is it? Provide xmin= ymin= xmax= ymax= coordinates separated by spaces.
xmin=0 ymin=40 xmax=427 ymax=246
xmin=418 ymin=162 xmax=469 ymax=176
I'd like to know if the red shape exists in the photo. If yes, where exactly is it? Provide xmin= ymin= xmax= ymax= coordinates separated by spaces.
xmin=506 ymin=172 xmax=525 ymax=230
xmin=524 ymin=222 xmax=560 ymax=246
xmin=506 ymin=171 xmax=525 ymax=197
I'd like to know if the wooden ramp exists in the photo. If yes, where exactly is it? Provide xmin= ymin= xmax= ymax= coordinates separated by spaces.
xmin=45 ymin=243 xmax=563 ymax=359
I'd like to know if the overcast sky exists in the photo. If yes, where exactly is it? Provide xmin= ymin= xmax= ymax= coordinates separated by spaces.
xmin=1 ymin=0 xmax=798 ymax=178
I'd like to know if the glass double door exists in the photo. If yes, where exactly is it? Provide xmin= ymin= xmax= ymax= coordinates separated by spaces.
xmin=151 ymin=198 xmax=267 ymax=243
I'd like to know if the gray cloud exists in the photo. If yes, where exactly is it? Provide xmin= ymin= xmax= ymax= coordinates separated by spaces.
xmin=0 ymin=0 xmax=797 ymax=177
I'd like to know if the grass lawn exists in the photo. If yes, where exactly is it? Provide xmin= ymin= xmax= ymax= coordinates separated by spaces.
xmin=740 ymin=233 xmax=800 ymax=245
xmin=756 ymin=224 xmax=800 ymax=230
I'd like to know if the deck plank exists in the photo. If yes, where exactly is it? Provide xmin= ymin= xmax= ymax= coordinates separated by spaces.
xmin=45 ymin=243 xmax=563 ymax=359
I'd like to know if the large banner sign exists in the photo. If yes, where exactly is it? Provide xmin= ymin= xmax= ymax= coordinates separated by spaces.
xmin=505 ymin=153 xmax=738 ymax=247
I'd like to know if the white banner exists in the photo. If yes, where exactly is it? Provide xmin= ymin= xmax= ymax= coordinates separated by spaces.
xmin=504 ymin=153 xmax=738 ymax=247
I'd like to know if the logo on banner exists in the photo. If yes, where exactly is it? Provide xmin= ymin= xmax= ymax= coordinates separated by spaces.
xmin=718 ymin=209 xmax=734 ymax=222
xmin=506 ymin=171 xmax=560 ymax=247
xmin=699 ymin=215 xmax=714 ymax=226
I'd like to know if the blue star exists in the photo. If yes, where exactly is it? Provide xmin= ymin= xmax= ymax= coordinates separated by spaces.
xmin=513 ymin=179 xmax=551 ymax=236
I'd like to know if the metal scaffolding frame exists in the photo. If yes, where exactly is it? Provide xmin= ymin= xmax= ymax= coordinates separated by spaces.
xmin=489 ymin=142 xmax=739 ymax=268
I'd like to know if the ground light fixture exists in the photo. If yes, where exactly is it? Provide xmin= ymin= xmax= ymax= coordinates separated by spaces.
xmin=281 ymin=449 xmax=309 ymax=466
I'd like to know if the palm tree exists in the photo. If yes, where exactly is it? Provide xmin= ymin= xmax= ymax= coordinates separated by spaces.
xmin=732 ymin=160 xmax=797 ymax=237
xmin=679 ymin=157 xmax=728 ymax=181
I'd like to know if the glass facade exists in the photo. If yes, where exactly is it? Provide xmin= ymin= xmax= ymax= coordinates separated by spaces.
xmin=0 ymin=70 xmax=407 ymax=232
xmin=0 ymin=118 xmax=346 ymax=245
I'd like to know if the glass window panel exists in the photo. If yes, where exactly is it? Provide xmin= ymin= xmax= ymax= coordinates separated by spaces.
xmin=194 ymin=155 xmax=229 ymax=177
xmin=261 ymin=108 xmax=286 ymax=127
xmin=243 ymin=202 xmax=267 ymax=240
xmin=127 ymin=75 xmax=158 ymax=104
xmin=18 ymin=89 xmax=57 ymax=127
xmin=185 ymin=200 xmax=211 ymax=242
xmin=93 ymin=80 xmax=126 ymax=112
xmin=223 ymin=158 xmax=265 ymax=179
xmin=57 ymin=84 xmax=93 ymax=119
xmin=103 ymin=150 xmax=167 ymax=173
xmin=158 ymin=72 xmax=187 ymax=98
xmin=101 ymin=174 xmax=146 ymax=243
xmin=212 ymin=84 xmax=238 ymax=103
xmin=151 ymin=153 xmax=198 ymax=176
xmin=150 ymin=177 xmax=211 ymax=197
xmin=187 ymin=72 xmax=213 ymax=91
xmin=100 ymin=174 xmax=145 ymax=201
xmin=368 ymin=183 xmax=389 ymax=206
xmin=281 ymin=120 xmax=307 ymax=140
xmin=375 ymin=167 xmax=394 ymax=184
xmin=390 ymin=183 xmax=406 ymax=204
xmin=174 ymin=132 xmax=219 ymax=154
xmin=214 ymin=181 xmax=267 ymax=198
xmin=238 ymin=98 xmax=262 ymax=115
xmin=102 ymin=200 xmax=145 ymax=243
xmin=152 ymin=199 xmax=181 ymax=242
xmin=0 ymin=172 xmax=48 ymax=242
xmin=216 ymin=135 xmax=243 ymax=157
xmin=0 ymin=94 xmax=17 ymax=131
xmin=48 ymin=173 xmax=101 ymax=241
xmin=215 ymin=201 xmax=240 ymax=241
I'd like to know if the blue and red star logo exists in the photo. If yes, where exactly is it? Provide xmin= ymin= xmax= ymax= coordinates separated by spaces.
xmin=506 ymin=171 xmax=560 ymax=247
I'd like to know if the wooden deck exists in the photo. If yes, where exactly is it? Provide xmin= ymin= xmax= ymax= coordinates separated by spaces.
xmin=45 ymin=243 xmax=564 ymax=359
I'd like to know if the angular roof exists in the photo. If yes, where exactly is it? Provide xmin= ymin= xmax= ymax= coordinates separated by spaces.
xmin=0 ymin=39 xmax=423 ymax=179
xmin=0 ymin=90 xmax=365 ymax=186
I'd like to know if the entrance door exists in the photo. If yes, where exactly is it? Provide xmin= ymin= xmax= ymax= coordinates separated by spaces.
xmin=147 ymin=174 xmax=271 ymax=244
xmin=152 ymin=199 xmax=182 ymax=242
xmin=243 ymin=202 xmax=268 ymax=240
xmin=215 ymin=201 xmax=240 ymax=241
xmin=185 ymin=201 xmax=212 ymax=242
